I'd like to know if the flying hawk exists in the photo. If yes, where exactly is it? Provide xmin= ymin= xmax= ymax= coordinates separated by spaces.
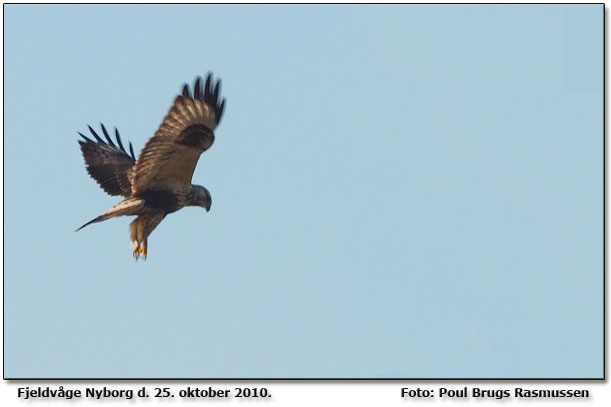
xmin=77 ymin=73 xmax=226 ymax=259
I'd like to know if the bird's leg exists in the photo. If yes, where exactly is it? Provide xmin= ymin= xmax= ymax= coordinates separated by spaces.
xmin=139 ymin=241 xmax=147 ymax=260
xmin=132 ymin=241 xmax=140 ymax=260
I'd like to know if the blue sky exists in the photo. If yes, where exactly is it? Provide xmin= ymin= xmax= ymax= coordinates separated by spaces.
xmin=3 ymin=4 xmax=603 ymax=378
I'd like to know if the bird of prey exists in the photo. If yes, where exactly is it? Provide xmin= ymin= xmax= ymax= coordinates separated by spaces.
xmin=77 ymin=73 xmax=226 ymax=260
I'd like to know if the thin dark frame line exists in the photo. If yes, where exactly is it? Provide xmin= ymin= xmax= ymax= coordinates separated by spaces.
xmin=2 ymin=0 xmax=5 ymax=384
xmin=2 ymin=377 xmax=607 ymax=381
xmin=603 ymin=1 xmax=607 ymax=382
xmin=0 ymin=2 xmax=608 ymax=5
xmin=2 ymin=1 xmax=606 ymax=382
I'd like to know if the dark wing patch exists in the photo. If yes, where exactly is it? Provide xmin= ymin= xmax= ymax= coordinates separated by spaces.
xmin=130 ymin=73 xmax=225 ymax=195
xmin=137 ymin=189 xmax=181 ymax=212
xmin=78 ymin=124 xmax=136 ymax=197
xmin=177 ymin=124 xmax=215 ymax=149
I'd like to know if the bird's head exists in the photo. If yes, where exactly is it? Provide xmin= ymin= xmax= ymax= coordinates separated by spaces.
xmin=191 ymin=185 xmax=212 ymax=212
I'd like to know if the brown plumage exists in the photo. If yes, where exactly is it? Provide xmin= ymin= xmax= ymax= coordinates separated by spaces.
xmin=77 ymin=73 xmax=226 ymax=259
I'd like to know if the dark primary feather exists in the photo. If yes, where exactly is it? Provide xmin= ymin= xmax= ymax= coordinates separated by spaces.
xmin=130 ymin=73 xmax=226 ymax=195
xmin=114 ymin=128 xmax=125 ymax=151
xmin=78 ymin=123 xmax=136 ymax=197
xmin=201 ymin=73 xmax=225 ymax=125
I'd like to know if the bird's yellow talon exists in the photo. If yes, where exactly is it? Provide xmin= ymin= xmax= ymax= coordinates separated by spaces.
xmin=140 ymin=244 xmax=147 ymax=259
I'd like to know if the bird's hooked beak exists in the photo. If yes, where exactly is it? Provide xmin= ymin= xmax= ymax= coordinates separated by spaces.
xmin=199 ymin=185 xmax=211 ymax=212
xmin=205 ymin=198 xmax=211 ymax=212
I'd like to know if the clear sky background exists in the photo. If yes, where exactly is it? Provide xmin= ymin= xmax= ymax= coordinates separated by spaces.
xmin=3 ymin=4 xmax=603 ymax=378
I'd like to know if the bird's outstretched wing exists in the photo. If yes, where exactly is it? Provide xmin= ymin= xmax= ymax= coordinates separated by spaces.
xmin=78 ymin=124 xmax=137 ymax=197
xmin=131 ymin=73 xmax=226 ymax=195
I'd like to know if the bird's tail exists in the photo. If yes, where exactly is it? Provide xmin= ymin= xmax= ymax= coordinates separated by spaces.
xmin=76 ymin=198 xmax=144 ymax=231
